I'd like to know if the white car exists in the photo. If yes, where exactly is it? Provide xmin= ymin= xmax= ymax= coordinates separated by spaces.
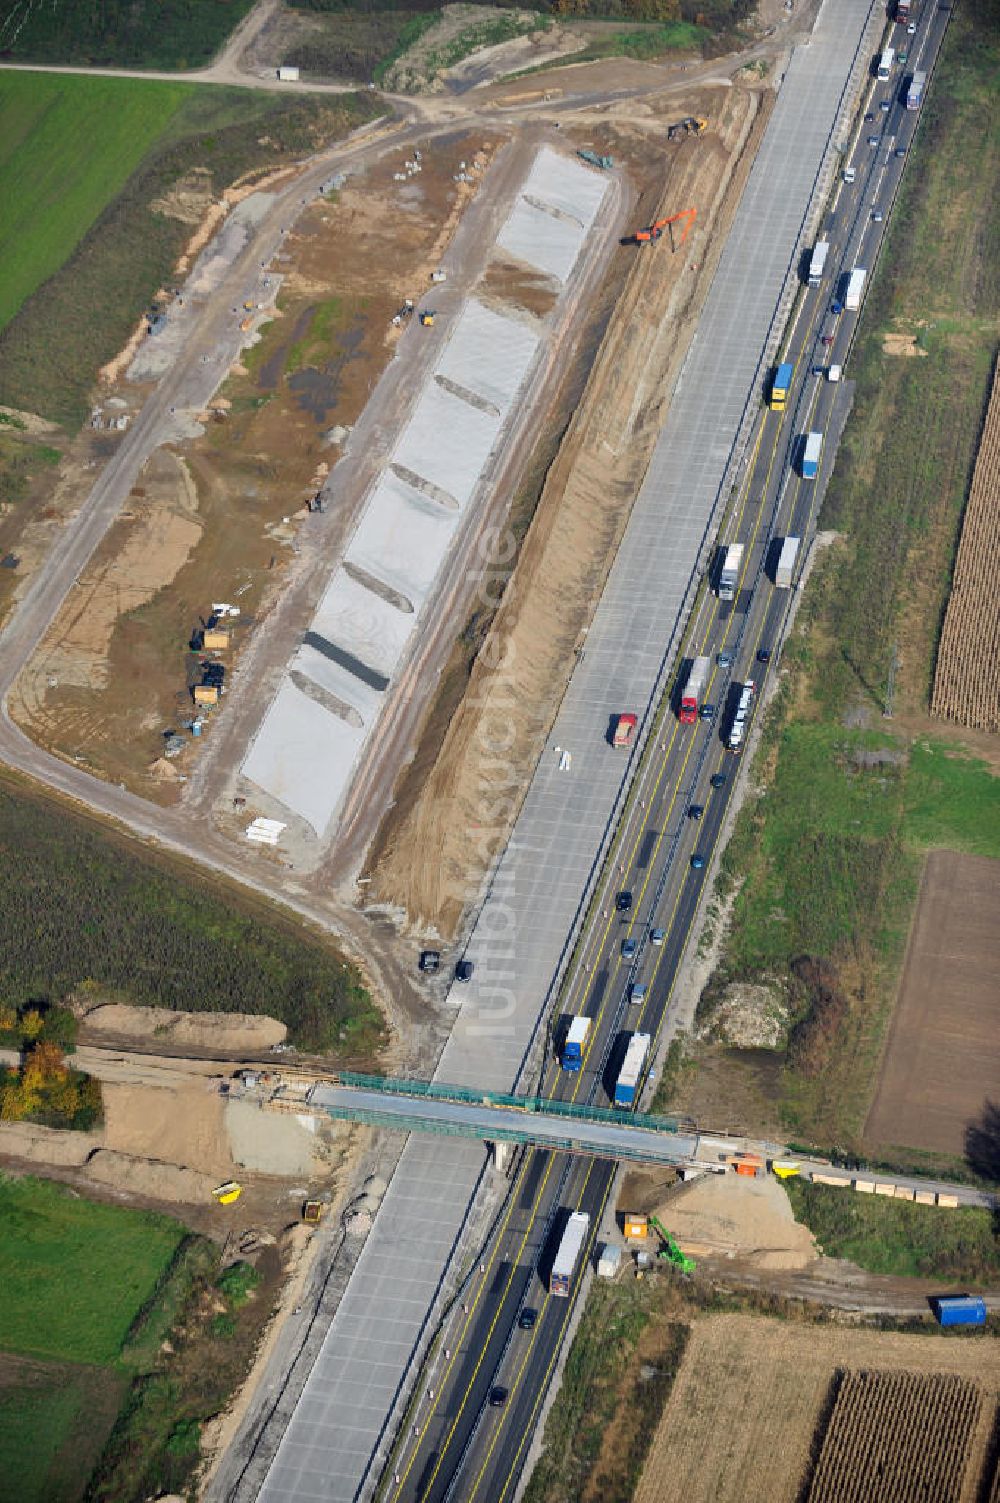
xmin=843 ymin=166 xmax=856 ymax=183
xmin=907 ymin=20 xmax=917 ymax=32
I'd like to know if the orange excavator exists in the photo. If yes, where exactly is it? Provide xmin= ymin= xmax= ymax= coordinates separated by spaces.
xmin=634 ymin=206 xmax=697 ymax=249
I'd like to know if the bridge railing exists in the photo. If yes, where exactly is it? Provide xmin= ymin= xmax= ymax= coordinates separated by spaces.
xmin=331 ymin=1071 xmax=693 ymax=1137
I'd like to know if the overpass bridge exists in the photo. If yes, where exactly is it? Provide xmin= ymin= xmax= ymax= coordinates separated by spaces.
xmin=305 ymin=1073 xmax=715 ymax=1170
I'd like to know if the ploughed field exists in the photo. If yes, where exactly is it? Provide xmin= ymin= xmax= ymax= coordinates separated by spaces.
xmin=864 ymin=847 xmax=1000 ymax=1157
xmin=635 ymin=1314 xmax=1000 ymax=1503
xmin=932 ymin=361 xmax=1000 ymax=733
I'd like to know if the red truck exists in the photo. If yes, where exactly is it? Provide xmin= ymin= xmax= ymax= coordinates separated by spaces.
xmin=613 ymin=713 xmax=637 ymax=748
xmin=679 ymin=656 xmax=710 ymax=724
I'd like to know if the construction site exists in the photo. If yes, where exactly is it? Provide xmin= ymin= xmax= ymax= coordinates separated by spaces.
xmin=8 ymin=67 xmax=772 ymax=929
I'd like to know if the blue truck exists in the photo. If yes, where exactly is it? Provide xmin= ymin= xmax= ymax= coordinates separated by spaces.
xmin=561 ymin=1016 xmax=591 ymax=1072
xmin=932 ymin=1295 xmax=987 ymax=1328
xmin=614 ymin=1032 xmax=651 ymax=1107
xmin=801 ymin=431 xmax=823 ymax=479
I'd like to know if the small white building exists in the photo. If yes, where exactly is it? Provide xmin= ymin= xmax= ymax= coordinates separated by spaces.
xmin=277 ymin=65 xmax=300 ymax=82
xmin=597 ymin=1243 xmax=622 ymax=1279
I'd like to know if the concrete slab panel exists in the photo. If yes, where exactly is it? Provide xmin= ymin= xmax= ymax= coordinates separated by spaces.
xmin=310 ymin=567 xmax=417 ymax=678
xmin=393 ymin=379 xmax=501 ymax=511
xmin=345 ymin=472 xmax=459 ymax=608
xmin=524 ymin=144 xmax=608 ymax=229
xmin=498 ymin=197 xmax=587 ymax=284
xmin=291 ymin=642 xmax=383 ymax=723
xmin=241 ymin=679 xmax=363 ymax=836
xmin=435 ymin=299 xmax=539 ymax=413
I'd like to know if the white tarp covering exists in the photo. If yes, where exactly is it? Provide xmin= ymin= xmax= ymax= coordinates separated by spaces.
xmin=497 ymin=145 xmax=608 ymax=283
xmin=309 ymin=567 xmax=417 ymax=677
xmin=241 ymin=150 xmax=606 ymax=837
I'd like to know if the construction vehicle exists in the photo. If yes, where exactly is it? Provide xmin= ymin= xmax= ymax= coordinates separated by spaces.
xmin=633 ymin=206 xmax=696 ymax=250
xmin=213 ymin=1181 xmax=243 ymax=1206
xmin=419 ymin=310 xmax=436 ymax=327
xmin=667 ymin=116 xmax=707 ymax=141
xmin=679 ymin=655 xmax=711 ymax=724
xmin=649 ymin=1216 xmax=695 ymax=1272
xmin=624 ymin=1214 xmax=648 ymax=1240
xmin=303 ymin=1200 xmax=324 ymax=1224
xmin=578 ymin=148 xmax=614 ymax=170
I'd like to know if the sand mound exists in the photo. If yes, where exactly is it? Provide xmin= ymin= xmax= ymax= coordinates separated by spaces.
xmin=659 ymin=1172 xmax=817 ymax=1271
xmin=82 ymin=1003 xmax=286 ymax=1053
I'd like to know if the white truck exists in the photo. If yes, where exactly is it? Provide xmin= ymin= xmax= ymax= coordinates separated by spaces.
xmin=550 ymin=1211 xmax=590 ymax=1296
xmin=718 ymin=543 xmax=744 ymax=602
xmin=775 ymin=536 xmax=801 ymax=589
xmin=844 ymin=267 xmax=867 ymax=311
xmin=807 ymin=241 xmax=830 ymax=288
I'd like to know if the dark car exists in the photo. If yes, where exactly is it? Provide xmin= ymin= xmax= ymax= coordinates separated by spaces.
xmin=717 ymin=649 xmax=734 ymax=668
xmin=895 ymin=145 xmax=906 ymax=157
xmin=419 ymin=950 xmax=441 ymax=974
xmin=616 ymin=890 xmax=633 ymax=913
xmin=699 ymin=702 xmax=715 ymax=722
xmin=831 ymin=299 xmax=844 ymax=315
xmin=518 ymin=1308 xmax=537 ymax=1330
xmin=867 ymin=134 xmax=879 ymax=146
xmin=757 ymin=647 xmax=772 ymax=664
xmin=622 ymin=936 xmax=637 ymax=959
xmin=455 ymin=960 xmax=474 ymax=982
xmin=879 ymin=98 xmax=891 ymax=112
xmin=864 ymin=111 xmax=874 ymax=121
xmin=489 ymin=1386 xmax=509 ymax=1408
xmin=710 ymin=772 xmax=727 ymax=789
xmin=821 ymin=334 xmax=835 ymax=346
xmin=690 ymin=853 xmax=706 ymax=871
xmin=689 ymin=804 xmax=705 ymax=821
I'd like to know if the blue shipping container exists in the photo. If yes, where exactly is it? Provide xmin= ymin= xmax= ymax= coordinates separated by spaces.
xmin=933 ymin=1295 xmax=987 ymax=1327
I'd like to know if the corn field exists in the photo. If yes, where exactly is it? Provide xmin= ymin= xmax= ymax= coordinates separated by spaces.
xmin=807 ymin=1369 xmax=983 ymax=1503
xmin=932 ymin=362 xmax=1000 ymax=731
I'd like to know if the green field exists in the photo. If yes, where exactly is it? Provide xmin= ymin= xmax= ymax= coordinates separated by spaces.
xmin=0 ymin=1358 xmax=125 ymax=1503
xmin=0 ymin=1176 xmax=184 ymax=1365
xmin=0 ymin=0 xmax=255 ymax=70
xmin=785 ymin=1180 xmax=1000 ymax=1283
xmin=0 ymin=776 xmax=384 ymax=1055
xmin=673 ymin=0 xmax=1000 ymax=1157
xmin=0 ymin=74 xmax=193 ymax=333
xmin=0 ymin=84 xmax=379 ymax=427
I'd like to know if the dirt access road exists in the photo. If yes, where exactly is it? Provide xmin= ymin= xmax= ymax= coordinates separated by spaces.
xmin=0 ymin=10 xmax=815 ymax=1060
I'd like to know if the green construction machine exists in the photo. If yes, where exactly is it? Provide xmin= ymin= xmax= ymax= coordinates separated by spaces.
xmin=649 ymin=1216 xmax=695 ymax=1273
xmin=577 ymin=149 xmax=613 ymax=171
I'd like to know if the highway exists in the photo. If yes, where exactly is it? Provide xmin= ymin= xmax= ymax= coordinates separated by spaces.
xmin=385 ymin=9 xmax=953 ymax=1501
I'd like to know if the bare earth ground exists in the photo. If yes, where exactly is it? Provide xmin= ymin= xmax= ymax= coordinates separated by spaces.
xmin=365 ymin=80 xmax=771 ymax=933
xmin=638 ymin=1170 xmax=819 ymax=1271
xmin=864 ymin=848 xmax=1000 ymax=1158
xmin=0 ymin=1007 xmax=350 ymax=1234
xmin=634 ymin=1314 xmax=1000 ymax=1503
xmin=10 ymin=131 xmax=498 ymax=799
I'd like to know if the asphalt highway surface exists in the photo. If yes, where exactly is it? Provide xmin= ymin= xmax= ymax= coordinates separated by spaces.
xmin=385 ymin=9 xmax=953 ymax=1500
